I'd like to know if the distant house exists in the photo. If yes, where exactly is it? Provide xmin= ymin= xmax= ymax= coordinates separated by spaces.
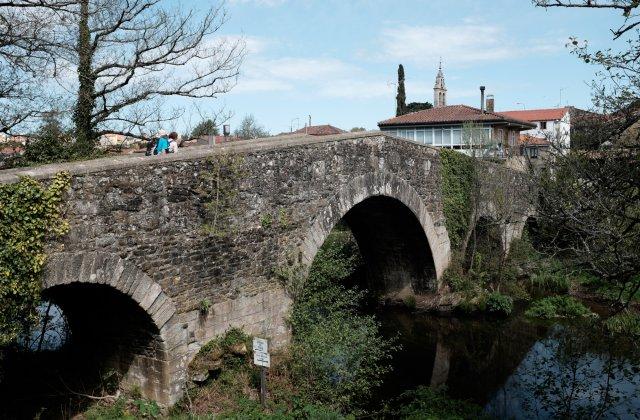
xmin=519 ymin=134 xmax=551 ymax=160
xmin=501 ymin=108 xmax=571 ymax=148
xmin=378 ymin=65 xmax=534 ymax=156
xmin=288 ymin=124 xmax=346 ymax=136
xmin=378 ymin=104 xmax=534 ymax=156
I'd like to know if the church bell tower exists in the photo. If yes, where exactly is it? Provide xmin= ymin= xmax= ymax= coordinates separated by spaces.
xmin=434 ymin=60 xmax=447 ymax=108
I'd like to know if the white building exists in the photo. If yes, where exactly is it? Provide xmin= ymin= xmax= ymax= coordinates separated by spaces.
xmin=500 ymin=108 xmax=571 ymax=148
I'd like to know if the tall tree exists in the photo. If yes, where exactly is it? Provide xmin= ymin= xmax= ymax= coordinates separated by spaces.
xmin=0 ymin=1 xmax=66 ymax=133
xmin=533 ymin=0 xmax=640 ymax=309
xmin=233 ymin=114 xmax=269 ymax=140
xmin=396 ymin=64 xmax=407 ymax=117
xmin=2 ymin=0 xmax=244 ymax=154
xmin=406 ymin=101 xmax=433 ymax=113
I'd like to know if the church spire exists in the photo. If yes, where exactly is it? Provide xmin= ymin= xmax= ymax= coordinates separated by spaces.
xmin=434 ymin=60 xmax=447 ymax=108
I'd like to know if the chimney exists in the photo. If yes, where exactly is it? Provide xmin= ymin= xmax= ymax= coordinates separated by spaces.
xmin=480 ymin=86 xmax=486 ymax=112
xmin=486 ymin=94 xmax=495 ymax=113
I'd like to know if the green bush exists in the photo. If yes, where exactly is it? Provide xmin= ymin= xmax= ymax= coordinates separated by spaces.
xmin=287 ymin=227 xmax=394 ymax=413
xmin=528 ymin=262 xmax=570 ymax=293
xmin=604 ymin=310 xmax=640 ymax=337
xmin=525 ymin=296 xmax=595 ymax=319
xmin=391 ymin=386 xmax=487 ymax=420
xmin=84 ymin=397 xmax=133 ymax=420
xmin=485 ymin=292 xmax=513 ymax=316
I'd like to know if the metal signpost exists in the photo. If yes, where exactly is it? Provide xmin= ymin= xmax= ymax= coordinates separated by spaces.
xmin=253 ymin=337 xmax=270 ymax=407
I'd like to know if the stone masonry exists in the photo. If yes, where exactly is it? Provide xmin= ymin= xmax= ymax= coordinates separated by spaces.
xmin=0 ymin=131 xmax=531 ymax=405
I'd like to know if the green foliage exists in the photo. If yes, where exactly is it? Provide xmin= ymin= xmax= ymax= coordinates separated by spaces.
xmin=604 ymin=310 xmax=640 ymax=337
xmin=403 ymin=295 xmax=417 ymax=310
xmin=191 ymin=119 xmax=219 ymax=139
xmin=390 ymin=386 xmax=487 ymax=420
xmin=134 ymin=399 xmax=160 ymax=418
xmin=84 ymin=397 xmax=134 ymax=420
xmin=287 ymin=228 xmax=394 ymax=413
xmin=199 ymin=298 xmax=212 ymax=314
xmin=195 ymin=327 xmax=250 ymax=368
xmin=260 ymin=213 xmax=273 ymax=229
xmin=405 ymin=101 xmax=433 ymax=113
xmin=198 ymin=153 xmax=246 ymax=237
xmin=440 ymin=149 xmax=476 ymax=250
xmin=582 ymin=274 xmax=640 ymax=305
xmin=525 ymin=296 xmax=595 ymax=319
xmin=277 ymin=208 xmax=289 ymax=228
xmin=234 ymin=114 xmax=270 ymax=140
xmin=0 ymin=172 xmax=70 ymax=346
xmin=485 ymin=291 xmax=513 ymax=316
xmin=84 ymin=396 xmax=160 ymax=419
xmin=528 ymin=260 xmax=570 ymax=294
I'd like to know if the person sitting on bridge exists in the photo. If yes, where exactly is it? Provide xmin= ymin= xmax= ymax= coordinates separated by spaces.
xmin=168 ymin=132 xmax=179 ymax=153
xmin=155 ymin=130 xmax=170 ymax=155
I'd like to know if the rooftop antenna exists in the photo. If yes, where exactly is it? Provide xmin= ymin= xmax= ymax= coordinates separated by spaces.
xmin=558 ymin=88 xmax=566 ymax=108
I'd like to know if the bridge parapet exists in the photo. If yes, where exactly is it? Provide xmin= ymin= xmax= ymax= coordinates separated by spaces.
xmin=1 ymin=131 xmax=532 ymax=403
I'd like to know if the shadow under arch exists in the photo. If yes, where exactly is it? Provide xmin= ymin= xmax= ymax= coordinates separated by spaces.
xmin=40 ymin=252 xmax=182 ymax=405
xmin=302 ymin=171 xmax=451 ymax=295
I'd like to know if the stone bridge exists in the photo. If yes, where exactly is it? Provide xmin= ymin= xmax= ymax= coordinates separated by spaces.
xmin=0 ymin=131 xmax=532 ymax=405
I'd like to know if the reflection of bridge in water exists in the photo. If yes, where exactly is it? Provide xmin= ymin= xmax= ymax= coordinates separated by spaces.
xmin=0 ymin=131 xmax=533 ymax=404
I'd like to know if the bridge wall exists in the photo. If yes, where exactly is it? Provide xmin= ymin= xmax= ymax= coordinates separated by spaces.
xmin=1 ymin=132 xmax=454 ymax=404
xmin=0 ymin=132 xmax=533 ymax=404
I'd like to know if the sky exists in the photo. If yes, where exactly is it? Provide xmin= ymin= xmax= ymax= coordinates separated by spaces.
xmin=182 ymin=0 xmax=624 ymax=135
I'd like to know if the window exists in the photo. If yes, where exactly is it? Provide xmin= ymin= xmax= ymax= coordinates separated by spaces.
xmin=452 ymin=129 xmax=461 ymax=145
xmin=509 ymin=131 xmax=517 ymax=147
xmin=442 ymin=129 xmax=451 ymax=147
xmin=416 ymin=130 xmax=425 ymax=143
xmin=526 ymin=147 xmax=539 ymax=158
xmin=434 ymin=129 xmax=443 ymax=145
xmin=540 ymin=121 xmax=547 ymax=129
xmin=424 ymin=129 xmax=433 ymax=145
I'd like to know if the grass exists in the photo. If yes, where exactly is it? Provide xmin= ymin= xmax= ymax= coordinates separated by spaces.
xmin=388 ymin=386 xmax=488 ymax=420
xmin=604 ymin=310 xmax=640 ymax=337
xmin=525 ymin=296 xmax=596 ymax=319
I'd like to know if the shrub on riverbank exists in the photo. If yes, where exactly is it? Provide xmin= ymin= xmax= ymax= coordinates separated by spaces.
xmin=486 ymin=292 xmax=514 ymax=316
xmin=525 ymin=296 xmax=595 ymax=319
xmin=389 ymin=386 xmax=487 ymax=419
xmin=287 ymin=228 xmax=395 ymax=413
xmin=604 ymin=310 xmax=640 ymax=337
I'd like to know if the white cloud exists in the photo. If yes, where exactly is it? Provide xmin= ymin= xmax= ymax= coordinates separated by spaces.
xmin=380 ymin=23 xmax=562 ymax=66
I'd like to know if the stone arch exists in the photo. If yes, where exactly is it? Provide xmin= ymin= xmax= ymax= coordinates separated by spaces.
xmin=301 ymin=171 xmax=451 ymax=291
xmin=42 ymin=252 xmax=185 ymax=405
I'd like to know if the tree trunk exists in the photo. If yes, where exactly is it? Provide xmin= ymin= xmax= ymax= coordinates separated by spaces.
xmin=73 ymin=0 xmax=96 ymax=155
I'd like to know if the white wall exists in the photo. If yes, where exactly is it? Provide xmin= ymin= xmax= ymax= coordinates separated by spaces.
xmin=518 ymin=111 xmax=570 ymax=148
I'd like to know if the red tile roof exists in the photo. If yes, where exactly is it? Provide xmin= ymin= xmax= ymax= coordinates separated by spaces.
xmin=500 ymin=107 xmax=569 ymax=122
xmin=291 ymin=124 xmax=346 ymax=136
xmin=378 ymin=105 xmax=535 ymax=128
xmin=518 ymin=134 xmax=551 ymax=147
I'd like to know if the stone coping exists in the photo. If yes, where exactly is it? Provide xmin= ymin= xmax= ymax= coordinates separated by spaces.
xmin=0 ymin=131 xmax=432 ymax=184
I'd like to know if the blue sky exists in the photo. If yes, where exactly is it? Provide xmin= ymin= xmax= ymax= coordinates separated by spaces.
xmin=189 ymin=0 xmax=623 ymax=134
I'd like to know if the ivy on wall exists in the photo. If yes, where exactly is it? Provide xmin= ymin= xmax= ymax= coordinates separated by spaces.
xmin=0 ymin=172 xmax=70 ymax=346
xmin=439 ymin=149 xmax=476 ymax=250
xmin=198 ymin=153 xmax=246 ymax=237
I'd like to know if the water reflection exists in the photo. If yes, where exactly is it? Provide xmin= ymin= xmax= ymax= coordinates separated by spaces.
xmin=378 ymin=308 xmax=640 ymax=419
xmin=486 ymin=324 xmax=640 ymax=419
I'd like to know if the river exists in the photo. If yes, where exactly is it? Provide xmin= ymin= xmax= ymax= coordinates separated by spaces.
xmin=376 ymin=305 xmax=640 ymax=419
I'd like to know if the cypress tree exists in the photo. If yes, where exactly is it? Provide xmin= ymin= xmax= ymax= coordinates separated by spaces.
xmin=396 ymin=64 xmax=407 ymax=117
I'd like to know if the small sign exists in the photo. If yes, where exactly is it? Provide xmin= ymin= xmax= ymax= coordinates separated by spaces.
xmin=254 ymin=350 xmax=271 ymax=368
xmin=253 ymin=337 xmax=268 ymax=353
